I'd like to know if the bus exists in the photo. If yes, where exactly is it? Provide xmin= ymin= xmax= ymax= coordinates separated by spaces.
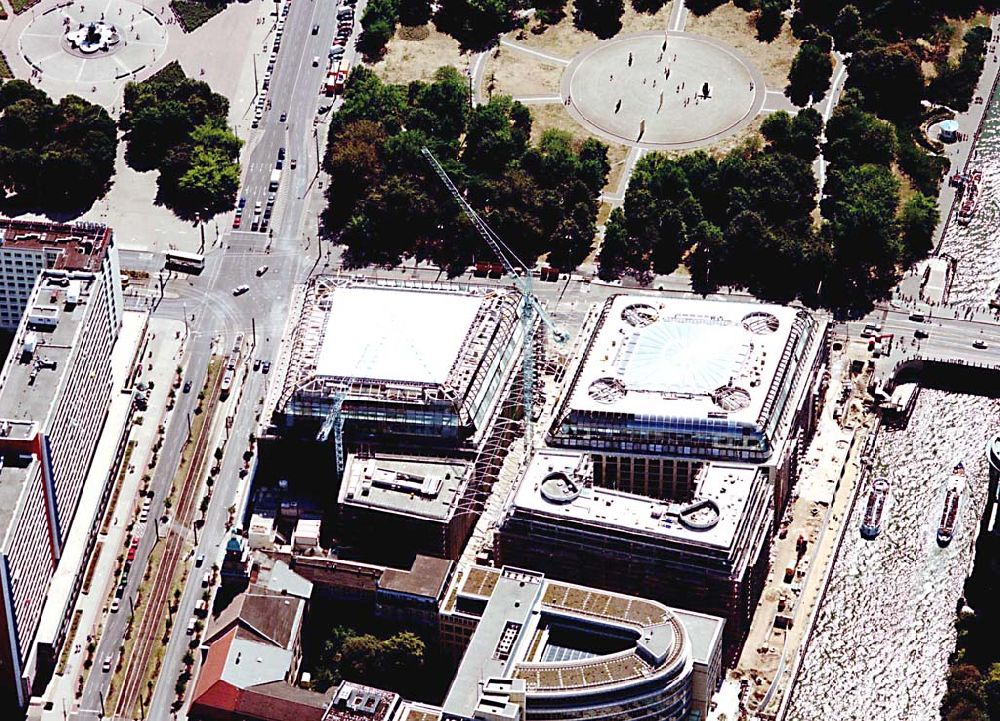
xmin=165 ymin=250 xmax=205 ymax=274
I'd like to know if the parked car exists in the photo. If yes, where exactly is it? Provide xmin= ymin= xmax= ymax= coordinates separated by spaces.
xmin=257 ymin=265 xmax=269 ymax=276
xmin=312 ymin=23 xmax=320 ymax=33
xmin=196 ymin=553 xmax=205 ymax=567
xmin=279 ymin=111 xmax=287 ymax=122
xmin=103 ymin=654 xmax=113 ymax=673
xmin=233 ymin=285 xmax=250 ymax=296
xmin=262 ymin=361 xmax=271 ymax=374
xmin=973 ymin=339 xmax=988 ymax=349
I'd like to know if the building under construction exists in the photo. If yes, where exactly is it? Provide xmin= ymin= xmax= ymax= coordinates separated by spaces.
xmin=263 ymin=276 xmax=531 ymax=563
xmin=276 ymin=276 xmax=527 ymax=455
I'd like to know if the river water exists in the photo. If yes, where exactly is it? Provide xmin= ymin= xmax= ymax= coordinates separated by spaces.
xmin=938 ymin=87 xmax=1000 ymax=309
xmin=786 ymin=391 xmax=1000 ymax=721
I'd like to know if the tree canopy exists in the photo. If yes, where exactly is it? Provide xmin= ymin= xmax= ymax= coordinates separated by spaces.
xmin=121 ymin=62 xmax=241 ymax=219
xmin=0 ymin=80 xmax=117 ymax=213
xmin=323 ymin=66 xmax=609 ymax=274
xmin=310 ymin=626 xmax=426 ymax=698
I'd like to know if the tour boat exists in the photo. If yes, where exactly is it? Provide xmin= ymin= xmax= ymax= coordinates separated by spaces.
xmin=936 ymin=461 xmax=965 ymax=547
xmin=860 ymin=476 xmax=891 ymax=539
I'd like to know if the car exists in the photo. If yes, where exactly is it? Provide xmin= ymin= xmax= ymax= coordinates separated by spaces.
xmin=254 ymin=358 xmax=262 ymax=371
xmin=233 ymin=285 xmax=250 ymax=296
xmin=290 ymin=159 xmax=297 ymax=169
xmin=267 ymin=192 xmax=276 ymax=206
xmin=115 ymin=583 xmax=125 ymax=598
xmin=276 ymin=158 xmax=284 ymax=170
xmin=973 ymin=339 xmax=988 ymax=349
xmin=187 ymin=618 xmax=197 ymax=635
xmin=278 ymin=147 xmax=285 ymax=160
xmin=183 ymin=380 xmax=192 ymax=393
xmin=312 ymin=56 xmax=320 ymax=66
xmin=257 ymin=265 xmax=269 ymax=277
xmin=254 ymin=200 xmax=262 ymax=211
xmin=333 ymin=35 xmax=347 ymax=46
xmin=330 ymin=45 xmax=345 ymax=55
xmin=279 ymin=111 xmax=287 ymax=122
xmin=130 ymin=536 xmax=140 ymax=549
xmin=338 ymin=20 xmax=353 ymax=28
xmin=260 ymin=218 xmax=269 ymax=232
xmin=262 ymin=361 xmax=271 ymax=374
xmin=103 ymin=654 xmax=113 ymax=673
xmin=233 ymin=216 xmax=242 ymax=229
xmin=337 ymin=8 xmax=354 ymax=19
xmin=238 ymin=196 xmax=246 ymax=209
xmin=263 ymin=207 xmax=272 ymax=219
xmin=127 ymin=547 xmax=136 ymax=562
xmin=196 ymin=553 xmax=205 ymax=567
xmin=312 ymin=23 xmax=320 ymax=33
xmin=111 ymin=598 xmax=120 ymax=613
xmin=914 ymin=328 xmax=929 ymax=339
xmin=337 ymin=27 xmax=351 ymax=37
xmin=120 ymin=569 xmax=129 ymax=586
xmin=251 ymin=119 xmax=260 ymax=129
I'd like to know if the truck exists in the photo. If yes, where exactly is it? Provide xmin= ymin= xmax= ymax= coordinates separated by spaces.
xmin=269 ymin=168 xmax=281 ymax=191
xmin=325 ymin=71 xmax=338 ymax=96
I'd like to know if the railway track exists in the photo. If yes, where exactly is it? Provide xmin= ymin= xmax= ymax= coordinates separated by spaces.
xmin=112 ymin=361 xmax=226 ymax=719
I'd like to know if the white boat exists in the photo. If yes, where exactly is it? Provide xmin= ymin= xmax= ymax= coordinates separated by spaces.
xmin=860 ymin=476 xmax=891 ymax=539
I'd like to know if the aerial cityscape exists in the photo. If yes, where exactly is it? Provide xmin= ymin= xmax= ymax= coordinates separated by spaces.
xmin=0 ymin=0 xmax=997 ymax=719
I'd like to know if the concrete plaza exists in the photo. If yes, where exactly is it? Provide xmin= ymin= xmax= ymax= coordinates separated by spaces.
xmin=563 ymin=31 xmax=765 ymax=149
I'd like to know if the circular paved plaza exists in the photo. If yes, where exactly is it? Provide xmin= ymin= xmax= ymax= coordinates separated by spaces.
xmin=562 ymin=31 xmax=765 ymax=149
xmin=20 ymin=0 xmax=168 ymax=88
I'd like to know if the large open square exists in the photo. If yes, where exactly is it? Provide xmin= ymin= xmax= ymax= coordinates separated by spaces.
xmin=562 ymin=31 xmax=764 ymax=149
xmin=19 ymin=0 xmax=169 ymax=89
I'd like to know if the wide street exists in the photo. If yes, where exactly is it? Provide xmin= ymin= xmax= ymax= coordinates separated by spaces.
xmin=71 ymin=0 xmax=362 ymax=716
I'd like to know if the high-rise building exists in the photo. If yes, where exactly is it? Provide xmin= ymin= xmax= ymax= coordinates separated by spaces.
xmin=0 ymin=221 xmax=122 ymax=709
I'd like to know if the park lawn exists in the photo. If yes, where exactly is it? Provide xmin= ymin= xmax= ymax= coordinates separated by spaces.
xmin=170 ymin=0 xmax=226 ymax=31
xmin=515 ymin=1 xmax=675 ymax=61
xmin=0 ymin=51 xmax=14 ymax=80
xmin=373 ymin=21 xmax=468 ymax=85
xmin=946 ymin=13 xmax=991 ymax=64
xmin=481 ymin=46 xmax=564 ymax=99
xmin=10 ymin=0 xmax=38 ymax=14
xmin=684 ymin=3 xmax=799 ymax=92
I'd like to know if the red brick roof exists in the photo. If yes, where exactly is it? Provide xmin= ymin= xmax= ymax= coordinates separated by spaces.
xmin=192 ymin=627 xmax=240 ymax=714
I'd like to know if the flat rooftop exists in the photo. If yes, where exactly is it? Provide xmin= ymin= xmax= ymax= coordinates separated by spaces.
xmin=340 ymin=454 xmax=472 ymax=522
xmin=0 ymin=274 xmax=100 ymax=538
xmin=561 ymin=295 xmax=807 ymax=425
xmin=317 ymin=286 xmax=483 ymax=385
xmin=0 ymin=218 xmax=111 ymax=272
xmin=509 ymin=449 xmax=766 ymax=552
xmin=281 ymin=277 xmax=521 ymax=414
xmin=379 ymin=555 xmax=453 ymax=600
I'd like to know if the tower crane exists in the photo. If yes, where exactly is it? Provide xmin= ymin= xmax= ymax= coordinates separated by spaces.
xmin=421 ymin=147 xmax=568 ymax=442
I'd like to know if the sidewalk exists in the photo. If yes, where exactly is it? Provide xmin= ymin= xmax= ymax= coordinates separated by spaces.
xmin=38 ymin=315 xmax=185 ymax=720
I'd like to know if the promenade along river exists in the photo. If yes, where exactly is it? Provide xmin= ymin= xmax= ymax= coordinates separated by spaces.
xmin=786 ymin=391 xmax=1000 ymax=721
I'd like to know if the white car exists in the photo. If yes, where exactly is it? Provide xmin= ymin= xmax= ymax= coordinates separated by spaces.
xmin=256 ymin=265 xmax=269 ymax=276
xmin=973 ymin=339 xmax=988 ymax=349
xmin=233 ymin=285 xmax=250 ymax=296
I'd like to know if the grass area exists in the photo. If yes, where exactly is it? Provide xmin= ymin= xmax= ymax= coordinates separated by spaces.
xmin=372 ymin=21 xmax=469 ymax=85
xmin=482 ymin=46 xmax=564 ymax=98
xmin=56 ymin=610 xmax=84 ymax=676
xmin=101 ymin=441 xmax=137 ymax=535
xmin=515 ymin=1 xmax=675 ymax=60
xmin=0 ymin=52 xmax=10 ymax=80
xmin=82 ymin=541 xmax=103 ymax=595
xmin=684 ymin=3 xmax=800 ymax=91
xmin=946 ymin=13 xmax=991 ymax=63
xmin=10 ymin=0 xmax=39 ymax=14
xmin=132 ymin=565 xmax=190 ymax=718
xmin=170 ymin=0 xmax=226 ymax=31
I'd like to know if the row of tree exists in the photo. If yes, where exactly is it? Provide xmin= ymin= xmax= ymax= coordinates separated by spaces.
xmin=597 ymin=95 xmax=940 ymax=315
xmin=120 ymin=62 xmax=241 ymax=220
xmin=323 ymin=66 xmax=610 ymax=274
xmin=0 ymin=80 xmax=117 ymax=213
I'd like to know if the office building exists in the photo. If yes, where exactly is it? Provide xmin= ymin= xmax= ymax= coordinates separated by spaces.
xmin=0 ymin=224 xmax=122 ymax=709
xmin=339 ymin=454 xmax=477 ymax=561
xmin=496 ymin=450 xmax=771 ymax=659
xmin=548 ymin=296 xmax=827 ymax=516
xmin=437 ymin=565 xmax=724 ymax=721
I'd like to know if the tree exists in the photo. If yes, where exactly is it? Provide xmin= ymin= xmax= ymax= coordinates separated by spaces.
xmin=847 ymin=44 xmax=924 ymax=122
xmin=407 ymin=66 xmax=470 ymax=142
xmin=898 ymin=192 xmax=939 ymax=261
xmin=755 ymin=0 xmax=785 ymax=41
xmin=824 ymin=102 xmax=897 ymax=169
xmin=831 ymin=4 xmax=861 ymax=50
xmin=463 ymin=96 xmax=530 ymax=175
xmin=984 ymin=663 xmax=1000 ymax=720
xmin=786 ymin=40 xmax=833 ymax=106
xmin=399 ymin=0 xmax=431 ymax=25
xmin=434 ymin=0 xmax=513 ymax=48
xmin=686 ymin=220 xmax=724 ymax=296
xmin=573 ymin=0 xmax=625 ymax=37
xmin=359 ymin=0 xmax=399 ymax=60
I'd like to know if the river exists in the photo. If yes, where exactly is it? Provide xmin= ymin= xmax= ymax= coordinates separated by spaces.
xmin=785 ymin=391 xmax=1000 ymax=720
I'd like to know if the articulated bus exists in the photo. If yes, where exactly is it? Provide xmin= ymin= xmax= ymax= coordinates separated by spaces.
xmin=164 ymin=250 xmax=206 ymax=274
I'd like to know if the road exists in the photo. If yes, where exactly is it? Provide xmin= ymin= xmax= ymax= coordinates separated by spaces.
xmin=71 ymin=0 xmax=360 ymax=716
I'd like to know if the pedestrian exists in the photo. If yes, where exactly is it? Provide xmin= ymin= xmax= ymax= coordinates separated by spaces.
xmin=749 ymin=81 xmax=754 ymax=92
xmin=610 ymin=73 xmax=614 ymax=82
xmin=653 ymin=79 xmax=656 ymax=87
xmin=643 ymin=77 xmax=646 ymax=85
xmin=615 ymin=98 xmax=622 ymax=114
xmin=628 ymin=52 xmax=633 ymax=67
